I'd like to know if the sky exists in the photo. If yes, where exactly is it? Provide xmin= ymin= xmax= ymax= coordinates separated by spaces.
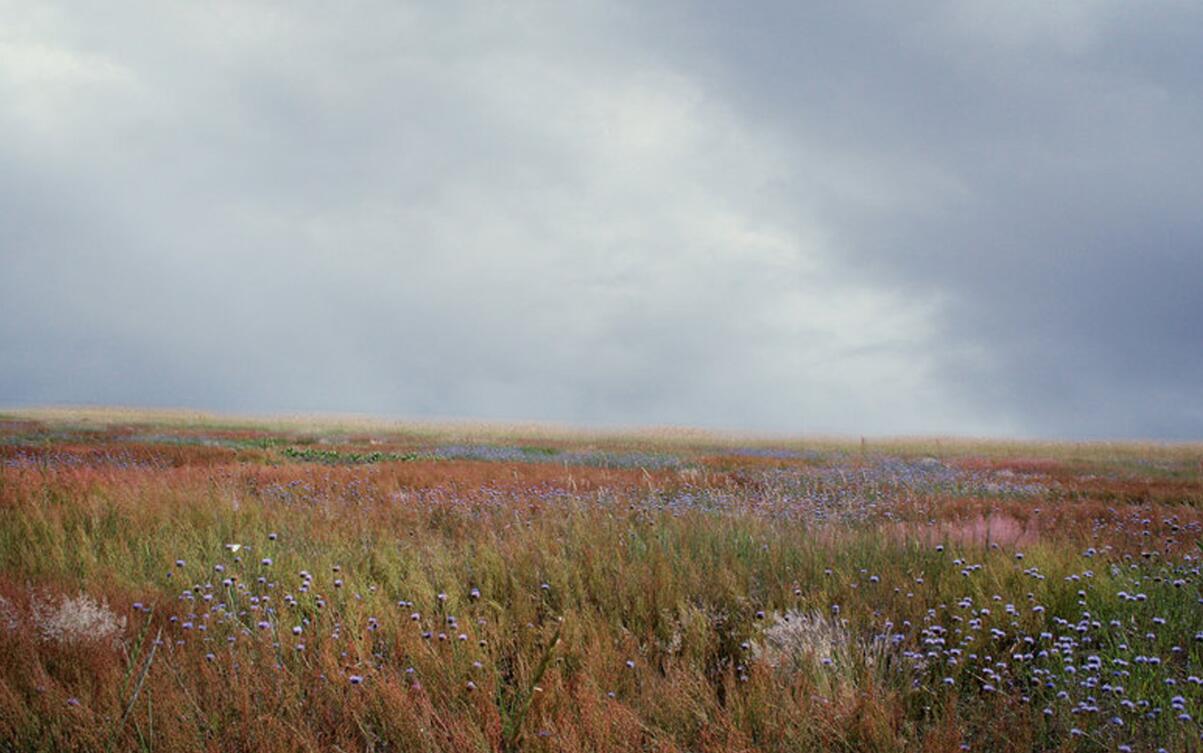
xmin=2 ymin=1 xmax=1202 ymax=439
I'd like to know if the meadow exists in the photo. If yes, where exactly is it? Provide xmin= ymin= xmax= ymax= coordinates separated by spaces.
xmin=3 ymin=409 xmax=1203 ymax=752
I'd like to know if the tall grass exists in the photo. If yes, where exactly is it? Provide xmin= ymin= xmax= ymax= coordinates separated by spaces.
xmin=2 ymin=415 xmax=1203 ymax=751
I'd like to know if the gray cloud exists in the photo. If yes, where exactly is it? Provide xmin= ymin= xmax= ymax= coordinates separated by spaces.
xmin=2 ymin=1 xmax=1200 ymax=438
xmin=641 ymin=0 xmax=1203 ymax=438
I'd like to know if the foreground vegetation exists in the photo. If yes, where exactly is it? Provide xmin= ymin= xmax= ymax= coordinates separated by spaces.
xmin=2 ymin=411 xmax=1203 ymax=752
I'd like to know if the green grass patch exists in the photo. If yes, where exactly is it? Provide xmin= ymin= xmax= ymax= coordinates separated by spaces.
xmin=280 ymin=446 xmax=422 ymax=464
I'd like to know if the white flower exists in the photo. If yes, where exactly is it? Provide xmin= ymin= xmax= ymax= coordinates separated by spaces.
xmin=32 ymin=592 xmax=126 ymax=647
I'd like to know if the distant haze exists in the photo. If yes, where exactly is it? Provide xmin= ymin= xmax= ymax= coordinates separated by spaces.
xmin=3 ymin=2 xmax=1202 ymax=439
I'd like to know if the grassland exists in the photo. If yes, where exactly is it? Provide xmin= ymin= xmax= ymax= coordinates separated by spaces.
xmin=2 ymin=409 xmax=1203 ymax=752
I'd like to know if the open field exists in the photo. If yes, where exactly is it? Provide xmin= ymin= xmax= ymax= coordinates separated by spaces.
xmin=3 ymin=410 xmax=1203 ymax=752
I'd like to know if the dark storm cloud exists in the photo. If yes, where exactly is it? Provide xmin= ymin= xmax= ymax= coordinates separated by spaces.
xmin=639 ymin=0 xmax=1203 ymax=438
xmin=2 ymin=1 xmax=1200 ymax=438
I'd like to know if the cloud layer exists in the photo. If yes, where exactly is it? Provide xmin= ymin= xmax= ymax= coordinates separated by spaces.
xmin=3 ymin=1 xmax=1200 ymax=438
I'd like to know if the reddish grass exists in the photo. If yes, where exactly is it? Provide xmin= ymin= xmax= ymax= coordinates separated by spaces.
xmin=3 ymin=417 xmax=1202 ymax=751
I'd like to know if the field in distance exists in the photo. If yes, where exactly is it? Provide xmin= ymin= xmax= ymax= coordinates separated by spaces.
xmin=2 ymin=408 xmax=1203 ymax=752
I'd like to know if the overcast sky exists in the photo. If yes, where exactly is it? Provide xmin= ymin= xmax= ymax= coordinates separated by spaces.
xmin=3 ymin=1 xmax=1201 ymax=439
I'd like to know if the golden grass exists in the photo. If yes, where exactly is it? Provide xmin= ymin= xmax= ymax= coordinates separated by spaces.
xmin=8 ymin=404 xmax=1202 ymax=463
xmin=2 ymin=408 xmax=1203 ymax=751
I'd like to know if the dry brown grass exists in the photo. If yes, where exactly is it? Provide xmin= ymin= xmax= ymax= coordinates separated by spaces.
xmin=2 ymin=410 xmax=1202 ymax=751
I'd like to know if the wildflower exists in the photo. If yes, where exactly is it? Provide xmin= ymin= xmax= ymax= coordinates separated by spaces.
xmin=625 ymin=660 xmax=636 ymax=669
xmin=349 ymin=675 xmax=363 ymax=685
